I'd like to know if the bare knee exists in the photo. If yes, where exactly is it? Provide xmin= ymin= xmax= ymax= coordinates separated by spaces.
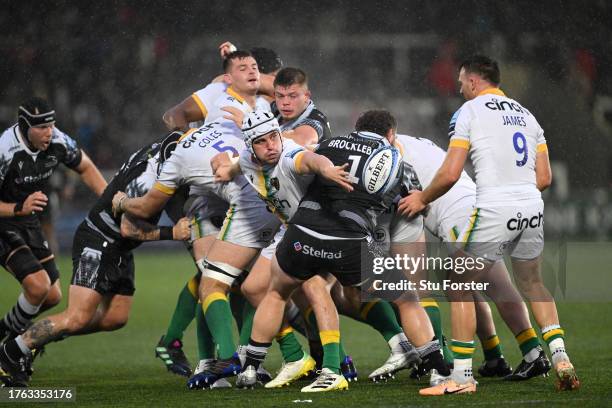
xmin=22 ymin=272 xmax=52 ymax=305
xmin=43 ymin=284 xmax=62 ymax=309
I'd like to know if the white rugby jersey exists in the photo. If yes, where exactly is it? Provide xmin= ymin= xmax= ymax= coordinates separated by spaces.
xmin=395 ymin=134 xmax=475 ymax=234
xmin=239 ymin=139 xmax=314 ymax=223
xmin=448 ymin=88 xmax=547 ymax=206
xmin=192 ymin=83 xmax=270 ymax=139
xmin=154 ymin=121 xmax=254 ymax=204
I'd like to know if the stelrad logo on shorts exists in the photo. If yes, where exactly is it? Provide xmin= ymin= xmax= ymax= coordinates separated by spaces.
xmin=293 ymin=242 xmax=342 ymax=259
xmin=506 ymin=211 xmax=543 ymax=231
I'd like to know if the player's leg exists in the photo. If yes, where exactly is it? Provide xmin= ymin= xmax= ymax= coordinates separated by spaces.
xmin=512 ymin=256 xmax=579 ymax=390
xmin=0 ymin=285 xmax=102 ymax=386
xmin=0 ymin=230 xmax=58 ymax=341
xmin=479 ymin=260 xmax=547 ymax=381
xmin=237 ymin=256 xmax=303 ymax=389
xmin=473 ymin=291 xmax=512 ymax=377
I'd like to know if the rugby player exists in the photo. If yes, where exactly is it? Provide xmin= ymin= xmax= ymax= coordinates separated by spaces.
xmin=0 ymin=97 xmax=106 ymax=345
xmin=0 ymin=132 xmax=190 ymax=387
xmin=401 ymin=55 xmax=579 ymax=394
xmin=237 ymin=110 xmax=450 ymax=392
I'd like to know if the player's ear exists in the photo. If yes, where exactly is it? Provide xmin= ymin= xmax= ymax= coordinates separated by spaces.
xmin=223 ymin=73 xmax=232 ymax=85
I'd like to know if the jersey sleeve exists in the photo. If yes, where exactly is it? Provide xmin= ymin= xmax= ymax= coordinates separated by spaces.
xmin=448 ymin=105 xmax=473 ymax=150
xmin=54 ymin=127 xmax=83 ymax=168
xmin=154 ymin=150 xmax=185 ymax=195
xmin=192 ymin=82 xmax=227 ymax=118
xmin=280 ymin=146 xmax=306 ymax=175
xmin=126 ymin=160 xmax=157 ymax=199
xmin=535 ymin=125 xmax=547 ymax=153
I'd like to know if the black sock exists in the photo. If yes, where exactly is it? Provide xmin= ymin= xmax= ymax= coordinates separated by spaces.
xmin=2 ymin=338 xmax=27 ymax=363
xmin=243 ymin=338 xmax=271 ymax=371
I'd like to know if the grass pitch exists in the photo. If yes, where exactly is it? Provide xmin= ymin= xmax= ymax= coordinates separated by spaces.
xmin=1 ymin=250 xmax=610 ymax=407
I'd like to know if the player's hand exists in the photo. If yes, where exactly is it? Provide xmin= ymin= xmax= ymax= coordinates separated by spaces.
xmin=321 ymin=163 xmax=354 ymax=192
xmin=219 ymin=41 xmax=237 ymax=59
xmin=21 ymin=191 xmax=48 ymax=214
xmin=112 ymin=191 xmax=128 ymax=217
xmin=172 ymin=217 xmax=191 ymax=241
xmin=211 ymin=152 xmax=238 ymax=182
xmin=221 ymin=106 xmax=244 ymax=128
xmin=397 ymin=190 xmax=427 ymax=217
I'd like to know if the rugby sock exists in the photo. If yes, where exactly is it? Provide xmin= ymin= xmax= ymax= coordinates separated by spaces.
xmin=2 ymin=336 xmax=29 ymax=362
xmin=244 ymin=339 xmax=271 ymax=370
xmin=515 ymin=328 xmax=541 ymax=363
xmin=305 ymin=306 xmax=347 ymax=364
xmin=202 ymin=293 xmax=235 ymax=360
xmin=450 ymin=340 xmax=475 ymax=383
xmin=195 ymin=302 xmax=215 ymax=360
xmin=388 ymin=332 xmax=415 ymax=355
xmin=238 ymin=301 xmax=256 ymax=346
xmin=482 ymin=334 xmax=504 ymax=364
xmin=276 ymin=326 xmax=304 ymax=363
xmin=359 ymin=300 xmax=403 ymax=342
xmin=163 ymin=275 xmax=199 ymax=345
xmin=542 ymin=324 xmax=569 ymax=366
xmin=421 ymin=298 xmax=453 ymax=364
xmin=1 ymin=293 xmax=41 ymax=335
xmin=320 ymin=330 xmax=341 ymax=374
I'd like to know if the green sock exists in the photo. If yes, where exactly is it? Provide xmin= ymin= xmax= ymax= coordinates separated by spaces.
xmin=307 ymin=307 xmax=347 ymax=363
xmin=163 ymin=275 xmax=199 ymax=345
xmin=202 ymin=293 xmax=235 ymax=359
xmin=276 ymin=326 xmax=304 ymax=363
xmin=359 ymin=300 xmax=402 ymax=342
xmin=238 ymin=301 xmax=255 ymax=346
xmin=320 ymin=330 xmax=341 ymax=374
xmin=196 ymin=302 xmax=215 ymax=360
xmin=421 ymin=298 xmax=453 ymax=364
xmin=515 ymin=328 xmax=540 ymax=357
xmin=482 ymin=334 xmax=504 ymax=361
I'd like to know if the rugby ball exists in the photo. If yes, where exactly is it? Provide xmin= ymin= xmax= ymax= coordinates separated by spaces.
xmin=362 ymin=145 xmax=401 ymax=195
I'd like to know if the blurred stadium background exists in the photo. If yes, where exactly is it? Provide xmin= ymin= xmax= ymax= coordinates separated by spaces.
xmin=1 ymin=1 xmax=611 ymax=249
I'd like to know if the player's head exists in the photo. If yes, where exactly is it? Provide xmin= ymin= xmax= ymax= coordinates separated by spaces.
xmin=273 ymin=67 xmax=312 ymax=121
xmin=223 ymin=50 xmax=260 ymax=95
xmin=355 ymin=110 xmax=397 ymax=144
xmin=458 ymin=55 xmax=500 ymax=100
xmin=250 ymin=47 xmax=283 ymax=75
xmin=242 ymin=110 xmax=283 ymax=164
xmin=17 ymin=97 xmax=55 ymax=151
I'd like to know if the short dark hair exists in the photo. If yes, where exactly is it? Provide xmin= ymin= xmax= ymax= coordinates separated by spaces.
xmin=273 ymin=67 xmax=308 ymax=88
xmin=250 ymin=47 xmax=283 ymax=74
xmin=459 ymin=55 xmax=501 ymax=86
xmin=223 ymin=50 xmax=254 ymax=73
xmin=355 ymin=110 xmax=397 ymax=136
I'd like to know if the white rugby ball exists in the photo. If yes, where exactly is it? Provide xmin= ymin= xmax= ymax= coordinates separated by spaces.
xmin=362 ymin=145 xmax=401 ymax=195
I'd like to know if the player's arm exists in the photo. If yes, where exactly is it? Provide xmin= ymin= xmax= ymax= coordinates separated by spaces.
xmin=535 ymin=144 xmax=552 ymax=191
xmin=0 ymin=191 xmax=48 ymax=217
xmin=162 ymin=96 xmax=205 ymax=131
xmin=120 ymin=214 xmax=190 ymax=241
xmin=398 ymin=146 xmax=468 ymax=217
xmin=112 ymin=186 xmax=173 ymax=219
xmin=283 ymin=125 xmax=318 ymax=147
xmin=212 ymin=152 xmax=242 ymax=182
xmin=73 ymin=151 xmax=107 ymax=197
xmin=295 ymin=151 xmax=353 ymax=192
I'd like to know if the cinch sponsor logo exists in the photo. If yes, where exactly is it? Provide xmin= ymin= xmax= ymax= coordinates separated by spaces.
xmin=507 ymin=212 xmax=543 ymax=231
xmin=485 ymin=99 xmax=526 ymax=114
xmin=293 ymin=242 xmax=342 ymax=259
xmin=367 ymin=151 xmax=391 ymax=193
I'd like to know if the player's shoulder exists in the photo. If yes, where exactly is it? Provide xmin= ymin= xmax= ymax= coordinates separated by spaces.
xmin=50 ymin=126 xmax=78 ymax=148
xmin=0 ymin=125 xmax=20 ymax=155
xmin=282 ymin=139 xmax=305 ymax=158
xmin=194 ymin=82 xmax=227 ymax=98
